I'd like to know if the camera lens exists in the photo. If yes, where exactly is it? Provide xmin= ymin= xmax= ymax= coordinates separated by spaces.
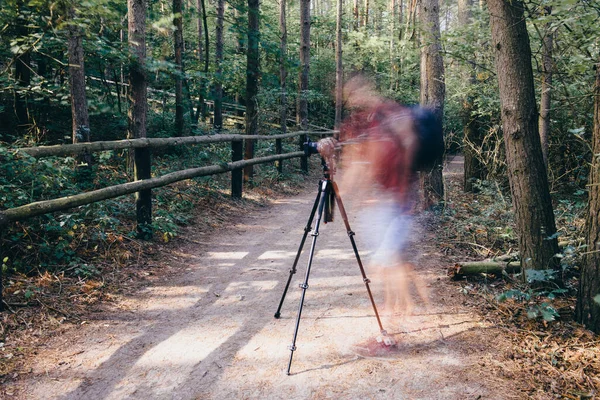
xmin=303 ymin=141 xmax=320 ymax=156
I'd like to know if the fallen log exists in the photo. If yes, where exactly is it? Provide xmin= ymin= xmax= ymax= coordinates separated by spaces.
xmin=448 ymin=261 xmax=521 ymax=280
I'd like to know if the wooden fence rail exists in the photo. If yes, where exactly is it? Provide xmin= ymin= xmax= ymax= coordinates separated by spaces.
xmin=18 ymin=131 xmax=327 ymax=158
xmin=0 ymin=151 xmax=304 ymax=227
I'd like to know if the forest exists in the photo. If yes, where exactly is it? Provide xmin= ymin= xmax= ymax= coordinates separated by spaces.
xmin=1 ymin=0 xmax=600 ymax=397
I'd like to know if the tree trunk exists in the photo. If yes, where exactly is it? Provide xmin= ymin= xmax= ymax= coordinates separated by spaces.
xmin=128 ymin=0 xmax=152 ymax=238
xmin=14 ymin=0 xmax=31 ymax=137
xmin=334 ymin=0 xmax=343 ymax=131
xmin=538 ymin=7 xmax=553 ymax=169
xmin=173 ymin=0 xmax=185 ymax=136
xmin=67 ymin=7 xmax=92 ymax=167
xmin=389 ymin=0 xmax=398 ymax=90
xmin=195 ymin=0 xmax=210 ymax=123
xmin=353 ymin=0 xmax=359 ymax=30
xmin=278 ymin=0 xmax=288 ymax=172
xmin=298 ymin=0 xmax=311 ymax=172
xmin=458 ymin=0 xmax=485 ymax=192
xmin=487 ymin=0 xmax=560 ymax=278
xmin=419 ymin=0 xmax=445 ymax=207
xmin=244 ymin=0 xmax=260 ymax=182
xmin=576 ymin=57 xmax=600 ymax=332
xmin=214 ymin=0 xmax=225 ymax=130
xmin=197 ymin=0 xmax=204 ymax=65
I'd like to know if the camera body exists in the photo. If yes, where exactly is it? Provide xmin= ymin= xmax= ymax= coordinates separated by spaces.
xmin=303 ymin=139 xmax=320 ymax=156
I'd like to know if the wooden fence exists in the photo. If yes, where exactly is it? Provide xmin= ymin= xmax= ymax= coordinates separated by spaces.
xmin=0 ymin=130 xmax=337 ymax=227
xmin=0 ymin=129 xmax=336 ymax=309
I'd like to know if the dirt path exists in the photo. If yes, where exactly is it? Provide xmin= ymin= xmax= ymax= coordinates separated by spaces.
xmin=10 ymin=158 xmax=522 ymax=399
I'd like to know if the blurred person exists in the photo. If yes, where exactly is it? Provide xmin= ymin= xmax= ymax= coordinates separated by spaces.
xmin=317 ymin=75 xmax=442 ymax=327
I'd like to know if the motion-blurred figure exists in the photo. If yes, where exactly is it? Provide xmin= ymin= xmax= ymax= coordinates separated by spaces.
xmin=317 ymin=75 xmax=443 ymax=325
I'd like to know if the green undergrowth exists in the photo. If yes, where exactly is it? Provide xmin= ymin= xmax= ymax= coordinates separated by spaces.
xmin=440 ymin=176 xmax=587 ymax=324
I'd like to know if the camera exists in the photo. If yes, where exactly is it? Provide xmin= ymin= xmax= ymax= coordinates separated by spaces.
xmin=303 ymin=139 xmax=320 ymax=156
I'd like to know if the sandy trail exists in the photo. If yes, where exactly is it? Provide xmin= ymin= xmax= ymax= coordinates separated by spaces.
xmin=14 ymin=158 xmax=521 ymax=399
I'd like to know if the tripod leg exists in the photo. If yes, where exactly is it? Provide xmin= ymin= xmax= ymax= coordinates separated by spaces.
xmin=274 ymin=180 xmax=324 ymax=319
xmin=286 ymin=180 xmax=329 ymax=375
xmin=331 ymin=182 xmax=386 ymax=335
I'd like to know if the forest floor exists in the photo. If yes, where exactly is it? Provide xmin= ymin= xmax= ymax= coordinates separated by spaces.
xmin=1 ymin=156 xmax=598 ymax=399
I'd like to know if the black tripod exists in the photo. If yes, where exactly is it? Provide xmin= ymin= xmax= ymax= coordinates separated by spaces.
xmin=274 ymin=161 xmax=388 ymax=375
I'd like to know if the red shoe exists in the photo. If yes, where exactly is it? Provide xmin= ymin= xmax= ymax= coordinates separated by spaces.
xmin=351 ymin=336 xmax=399 ymax=359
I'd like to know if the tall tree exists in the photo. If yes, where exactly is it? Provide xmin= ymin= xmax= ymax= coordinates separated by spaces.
xmin=538 ymin=6 xmax=553 ymax=168
xmin=13 ymin=0 xmax=31 ymax=137
xmin=195 ymin=0 xmax=210 ymax=123
xmin=244 ymin=0 xmax=260 ymax=181
xmin=277 ymin=0 xmax=288 ymax=172
xmin=576 ymin=56 xmax=600 ymax=333
xmin=487 ymin=0 xmax=559 ymax=276
xmin=298 ymin=0 xmax=310 ymax=172
xmin=334 ymin=0 xmax=343 ymax=131
xmin=214 ymin=0 xmax=225 ymax=130
xmin=67 ymin=6 xmax=92 ymax=167
xmin=353 ymin=0 xmax=359 ymax=30
xmin=196 ymin=0 xmax=204 ymax=65
xmin=419 ymin=0 xmax=445 ymax=207
xmin=128 ymin=0 xmax=152 ymax=238
xmin=173 ymin=0 xmax=185 ymax=136
xmin=458 ymin=0 xmax=485 ymax=192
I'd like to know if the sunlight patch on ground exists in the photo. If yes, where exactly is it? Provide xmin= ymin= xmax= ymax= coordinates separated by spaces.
xmin=131 ymin=285 xmax=210 ymax=311
xmin=216 ymin=262 xmax=237 ymax=267
xmin=214 ymin=280 xmax=279 ymax=306
xmin=257 ymin=250 xmax=298 ymax=260
xmin=207 ymin=251 xmax=248 ymax=260
xmin=133 ymin=321 xmax=239 ymax=368
xmin=223 ymin=280 xmax=279 ymax=292
xmin=315 ymin=248 xmax=362 ymax=260
xmin=111 ymin=319 xmax=242 ymax=398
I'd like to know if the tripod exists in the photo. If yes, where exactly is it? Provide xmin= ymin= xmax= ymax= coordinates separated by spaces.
xmin=274 ymin=161 xmax=388 ymax=375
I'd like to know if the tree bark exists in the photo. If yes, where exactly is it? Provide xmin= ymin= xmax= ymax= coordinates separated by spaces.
xmin=576 ymin=57 xmax=600 ymax=333
xmin=298 ymin=0 xmax=311 ymax=172
xmin=14 ymin=0 xmax=31 ymax=137
xmin=353 ymin=0 xmax=359 ymax=30
xmin=244 ymin=0 xmax=260 ymax=182
xmin=334 ymin=0 xmax=343 ymax=131
xmin=389 ymin=0 xmax=397 ymax=91
xmin=458 ymin=0 xmax=485 ymax=192
xmin=67 ymin=7 xmax=92 ymax=167
xmin=195 ymin=0 xmax=210 ymax=123
xmin=538 ymin=7 xmax=553 ymax=169
xmin=487 ymin=0 xmax=560 ymax=278
xmin=196 ymin=0 xmax=204 ymax=65
xmin=214 ymin=0 xmax=225 ymax=130
xmin=173 ymin=0 xmax=185 ymax=136
xmin=128 ymin=0 xmax=152 ymax=238
xmin=277 ymin=0 xmax=288 ymax=173
xmin=419 ymin=0 xmax=445 ymax=207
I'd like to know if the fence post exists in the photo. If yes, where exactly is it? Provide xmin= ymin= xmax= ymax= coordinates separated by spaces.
xmin=0 ymin=228 xmax=4 ymax=311
xmin=135 ymin=147 xmax=152 ymax=239
xmin=275 ymin=138 xmax=283 ymax=173
xmin=299 ymin=134 xmax=308 ymax=173
xmin=232 ymin=139 xmax=243 ymax=198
